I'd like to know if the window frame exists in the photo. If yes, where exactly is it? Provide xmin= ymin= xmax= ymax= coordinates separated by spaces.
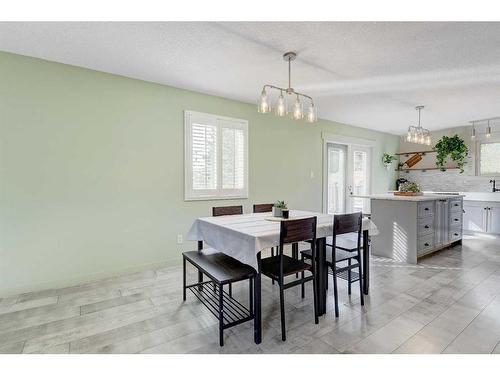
xmin=477 ymin=140 xmax=500 ymax=177
xmin=184 ymin=110 xmax=249 ymax=201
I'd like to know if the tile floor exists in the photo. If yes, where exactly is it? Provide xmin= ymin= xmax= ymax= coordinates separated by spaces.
xmin=1 ymin=235 xmax=500 ymax=354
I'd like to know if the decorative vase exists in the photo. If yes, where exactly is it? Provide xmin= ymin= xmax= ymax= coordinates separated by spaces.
xmin=282 ymin=209 xmax=290 ymax=219
xmin=272 ymin=207 xmax=283 ymax=218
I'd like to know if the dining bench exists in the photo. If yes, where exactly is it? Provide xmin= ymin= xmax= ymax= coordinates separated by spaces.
xmin=183 ymin=243 xmax=256 ymax=346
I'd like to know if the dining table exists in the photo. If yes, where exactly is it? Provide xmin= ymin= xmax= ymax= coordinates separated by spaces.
xmin=186 ymin=209 xmax=378 ymax=344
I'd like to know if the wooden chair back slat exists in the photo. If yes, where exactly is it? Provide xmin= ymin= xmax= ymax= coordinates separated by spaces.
xmin=280 ymin=217 xmax=317 ymax=245
xmin=212 ymin=205 xmax=243 ymax=217
xmin=253 ymin=203 xmax=274 ymax=213
xmin=334 ymin=212 xmax=362 ymax=235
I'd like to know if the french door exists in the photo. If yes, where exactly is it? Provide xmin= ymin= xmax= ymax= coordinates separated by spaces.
xmin=325 ymin=142 xmax=371 ymax=214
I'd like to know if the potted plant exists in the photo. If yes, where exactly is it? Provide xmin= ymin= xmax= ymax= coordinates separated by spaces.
xmin=394 ymin=181 xmax=422 ymax=196
xmin=434 ymin=135 xmax=469 ymax=173
xmin=272 ymin=200 xmax=288 ymax=218
xmin=382 ymin=153 xmax=398 ymax=170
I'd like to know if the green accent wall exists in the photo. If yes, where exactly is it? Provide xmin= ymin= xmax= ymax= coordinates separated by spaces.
xmin=0 ymin=51 xmax=399 ymax=296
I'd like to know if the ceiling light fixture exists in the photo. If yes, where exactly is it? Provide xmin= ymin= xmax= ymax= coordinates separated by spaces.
xmin=486 ymin=119 xmax=492 ymax=138
xmin=406 ymin=106 xmax=431 ymax=146
xmin=469 ymin=116 xmax=498 ymax=138
xmin=258 ymin=52 xmax=317 ymax=123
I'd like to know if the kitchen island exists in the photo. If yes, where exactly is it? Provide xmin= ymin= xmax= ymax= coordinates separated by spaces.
xmin=358 ymin=193 xmax=464 ymax=264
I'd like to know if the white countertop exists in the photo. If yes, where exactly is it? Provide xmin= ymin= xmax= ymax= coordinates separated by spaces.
xmin=353 ymin=193 xmax=465 ymax=201
xmin=438 ymin=191 xmax=500 ymax=202
xmin=355 ymin=191 xmax=500 ymax=202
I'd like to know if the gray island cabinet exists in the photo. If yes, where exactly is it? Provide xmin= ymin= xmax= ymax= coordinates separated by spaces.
xmin=362 ymin=194 xmax=464 ymax=264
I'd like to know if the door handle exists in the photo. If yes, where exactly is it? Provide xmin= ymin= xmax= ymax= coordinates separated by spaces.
xmin=424 ymin=225 xmax=430 ymax=229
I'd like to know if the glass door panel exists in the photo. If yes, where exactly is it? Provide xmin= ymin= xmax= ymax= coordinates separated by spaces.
xmin=348 ymin=145 xmax=371 ymax=213
xmin=326 ymin=144 xmax=347 ymax=214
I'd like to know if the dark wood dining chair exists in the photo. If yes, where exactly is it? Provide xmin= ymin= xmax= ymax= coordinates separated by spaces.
xmin=253 ymin=203 xmax=300 ymax=281
xmin=252 ymin=203 xmax=274 ymax=214
xmin=212 ymin=205 xmax=243 ymax=217
xmin=261 ymin=217 xmax=319 ymax=341
xmin=301 ymin=212 xmax=364 ymax=317
xmin=206 ymin=205 xmax=244 ymax=297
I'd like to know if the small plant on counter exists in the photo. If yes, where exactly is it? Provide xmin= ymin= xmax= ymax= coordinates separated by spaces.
xmin=434 ymin=135 xmax=468 ymax=173
xmin=399 ymin=181 xmax=421 ymax=193
xmin=382 ymin=153 xmax=398 ymax=169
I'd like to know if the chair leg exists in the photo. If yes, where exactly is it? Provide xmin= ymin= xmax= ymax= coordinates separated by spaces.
xmin=312 ymin=267 xmax=319 ymax=324
xmin=228 ymin=283 xmax=232 ymax=298
xmin=358 ymin=258 xmax=364 ymax=306
xmin=182 ymin=257 xmax=186 ymax=301
xmin=332 ymin=266 xmax=339 ymax=318
xmin=271 ymin=248 xmax=275 ymax=285
xmin=218 ymin=285 xmax=224 ymax=347
xmin=279 ymin=284 xmax=286 ymax=341
xmin=301 ymin=254 xmax=305 ymax=298
xmin=348 ymin=259 xmax=352 ymax=295
xmin=249 ymin=278 xmax=254 ymax=314
xmin=293 ymin=243 xmax=299 ymax=278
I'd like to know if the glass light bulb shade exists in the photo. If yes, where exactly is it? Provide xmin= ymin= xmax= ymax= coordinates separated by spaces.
xmin=292 ymin=98 xmax=303 ymax=120
xmin=471 ymin=127 xmax=476 ymax=140
xmin=486 ymin=126 xmax=492 ymax=138
xmin=274 ymin=94 xmax=287 ymax=117
xmin=306 ymin=103 xmax=317 ymax=123
xmin=406 ymin=128 xmax=412 ymax=142
xmin=426 ymin=135 xmax=432 ymax=146
xmin=257 ymin=90 xmax=270 ymax=113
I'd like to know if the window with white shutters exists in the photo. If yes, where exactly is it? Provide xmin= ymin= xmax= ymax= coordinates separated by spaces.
xmin=479 ymin=142 xmax=500 ymax=176
xmin=184 ymin=111 xmax=248 ymax=200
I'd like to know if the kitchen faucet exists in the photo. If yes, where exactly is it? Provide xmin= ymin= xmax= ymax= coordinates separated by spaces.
xmin=490 ymin=180 xmax=500 ymax=192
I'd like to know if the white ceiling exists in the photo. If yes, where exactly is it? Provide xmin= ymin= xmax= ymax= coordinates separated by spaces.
xmin=2 ymin=22 xmax=500 ymax=134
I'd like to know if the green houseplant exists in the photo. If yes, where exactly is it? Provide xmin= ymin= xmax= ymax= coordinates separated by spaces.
xmin=273 ymin=200 xmax=288 ymax=218
xmin=382 ymin=153 xmax=398 ymax=169
xmin=434 ymin=135 xmax=468 ymax=173
xmin=399 ymin=181 xmax=421 ymax=193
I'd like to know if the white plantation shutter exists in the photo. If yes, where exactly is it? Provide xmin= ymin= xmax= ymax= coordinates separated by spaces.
xmin=185 ymin=111 xmax=248 ymax=200
xmin=221 ymin=122 xmax=245 ymax=190
xmin=192 ymin=123 xmax=217 ymax=190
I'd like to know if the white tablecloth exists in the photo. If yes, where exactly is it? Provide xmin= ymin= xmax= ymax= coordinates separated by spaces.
xmin=186 ymin=210 xmax=378 ymax=270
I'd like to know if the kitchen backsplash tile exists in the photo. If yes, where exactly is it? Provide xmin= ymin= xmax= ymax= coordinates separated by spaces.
xmin=398 ymin=169 xmax=495 ymax=192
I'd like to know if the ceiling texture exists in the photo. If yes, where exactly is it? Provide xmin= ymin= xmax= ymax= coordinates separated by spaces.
xmin=1 ymin=22 xmax=500 ymax=134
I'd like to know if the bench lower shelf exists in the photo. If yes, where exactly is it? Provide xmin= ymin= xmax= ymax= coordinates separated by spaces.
xmin=187 ymin=281 xmax=253 ymax=328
